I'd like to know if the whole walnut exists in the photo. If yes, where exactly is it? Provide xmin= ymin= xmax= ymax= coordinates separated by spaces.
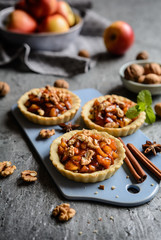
xmin=143 ymin=73 xmax=161 ymax=84
xmin=137 ymin=75 xmax=145 ymax=83
xmin=155 ymin=103 xmax=161 ymax=118
xmin=124 ymin=64 xmax=144 ymax=81
xmin=144 ymin=63 xmax=161 ymax=75
xmin=136 ymin=51 xmax=149 ymax=60
xmin=0 ymin=82 xmax=10 ymax=97
xmin=54 ymin=79 xmax=69 ymax=89
xmin=78 ymin=49 xmax=90 ymax=58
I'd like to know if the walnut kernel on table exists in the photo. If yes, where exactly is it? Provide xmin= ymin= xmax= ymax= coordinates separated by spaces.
xmin=52 ymin=203 xmax=76 ymax=221
xmin=154 ymin=103 xmax=161 ymax=118
xmin=54 ymin=79 xmax=69 ymax=89
xmin=0 ymin=161 xmax=16 ymax=177
xmin=124 ymin=64 xmax=144 ymax=81
xmin=136 ymin=51 xmax=149 ymax=60
xmin=0 ymin=82 xmax=10 ymax=97
xmin=78 ymin=49 xmax=90 ymax=58
xmin=39 ymin=129 xmax=55 ymax=139
xmin=21 ymin=170 xmax=37 ymax=182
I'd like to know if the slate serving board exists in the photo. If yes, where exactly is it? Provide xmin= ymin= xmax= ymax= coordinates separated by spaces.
xmin=11 ymin=88 xmax=161 ymax=207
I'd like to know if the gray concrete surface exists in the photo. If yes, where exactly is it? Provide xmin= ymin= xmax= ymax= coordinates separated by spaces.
xmin=0 ymin=0 xmax=161 ymax=239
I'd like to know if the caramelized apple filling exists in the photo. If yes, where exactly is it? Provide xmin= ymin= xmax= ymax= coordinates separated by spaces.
xmin=88 ymin=96 xmax=135 ymax=128
xmin=57 ymin=130 xmax=119 ymax=173
xmin=24 ymin=85 xmax=72 ymax=117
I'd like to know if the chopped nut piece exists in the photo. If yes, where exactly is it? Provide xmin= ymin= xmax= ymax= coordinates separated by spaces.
xmin=93 ymin=230 xmax=98 ymax=234
xmin=0 ymin=82 xmax=10 ymax=97
xmin=94 ymin=192 xmax=98 ymax=194
xmin=37 ymin=109 xmax=45 ymax=116
xmin=136 ymin=51 xmax=149 ymax=60
xmin=111 ymin=186 xmax=116 ymax=190
xmin=39 ymin=129 xmax=55 ymax=139
xmin=78 ymin=232 xmax=82 ymax=235
xmin=98 ymin=217 xmax=102 ymax=221
xmin=0 ymin=161 xmax=16 ymax=177
xmin=110 ymin=216 xmax=114 ymax=221
xmin=21 ymin=170 xmax=37 ymax=182
xmin=81 ymin=150 xmax=95 ymax=165
xmin=52 ymin=203 xmax=76 ymax=221
xmin=126 ymin=175 xmax=129 ymax=179
xmin=98 ymin=185 xmax=105 ymax=190
xmin=54 ymin=79 xmax=69 ymax=89
xmin=151 ymin=183 xmax=154 ymax=186
xmin=78 ymin=49 xmax=90 ymax=58
xmin=115 ymin=195 xmax=119 ymax=198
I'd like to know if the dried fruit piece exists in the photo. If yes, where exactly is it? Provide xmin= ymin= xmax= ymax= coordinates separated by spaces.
xmin=0 ymin=161 xmax=16 ymax=177
xmin=21 ymin=170 xmax=37 ymax=182
xmin=0 ymin=82 xmax=10 ymax=97
xmin=136 ymin=51 xmax=149 ymax=60
xmin=155 ymin=102 xmax=161 ymax=118
xmin=39 ymin=129 xmax=55 ymax=138
xmin=54 ymin=79 xmax=69 ymax=89
xmin=124 ymin=64 xmax=144 ymax=81
xmin=78 ymin=49 xmax=90 ymax=58
xmin=52 ymin=203 xmax=76 ymax=221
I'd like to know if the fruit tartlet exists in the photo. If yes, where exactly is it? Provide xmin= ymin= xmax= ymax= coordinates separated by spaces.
xmin=81 ymin=95 xmax=146 ymax=137
xmin=50 ymin=129 xmax=125 ymax=183
xmin=17 ymin=85 xmax=81 ymax=125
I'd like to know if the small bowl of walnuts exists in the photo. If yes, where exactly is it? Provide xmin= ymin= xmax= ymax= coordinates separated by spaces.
xmin=119 ymin=60 xmax=161 ymax=95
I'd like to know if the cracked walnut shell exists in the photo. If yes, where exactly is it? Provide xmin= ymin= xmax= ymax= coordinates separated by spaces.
xmin=124 ymin=64 xmax=144 ymax=81
xmin=21 ymin=170 xmax=37 ymax=182
xmin=52 ymin=203 xmax=76 ymax=221
xmin=0 ymin=161 xmax=16 ymax=177
xmin=0 ymin=82 xmax=10 ymax=97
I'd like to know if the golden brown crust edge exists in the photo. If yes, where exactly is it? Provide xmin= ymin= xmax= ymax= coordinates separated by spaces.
xmin=17 ymin=87 xmax=81 ymax=125
xmin=81 ymin=95 xmax=146 ymax=137
xmin=50 ymin=129 xmax=125 ymax=183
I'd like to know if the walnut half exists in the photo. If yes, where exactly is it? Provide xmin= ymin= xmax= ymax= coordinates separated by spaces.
xmin=39 ymin=129 xmax=55 ymax=139
xmin=21 ymin=170 xmax=37 ymax=182
xmin=52 ymin=203 xmax=76 ymax=221
xmin=0 ymin=161 xmax=16 ymax=177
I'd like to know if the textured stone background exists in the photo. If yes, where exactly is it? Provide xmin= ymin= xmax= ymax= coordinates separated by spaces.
xmin=0 ymin=0 xmax=161 ymax=240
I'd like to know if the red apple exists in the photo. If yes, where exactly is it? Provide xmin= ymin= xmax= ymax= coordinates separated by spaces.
xmin=103 ymin=21 xmax=134 ymax=55
xmin=7 ymin=9 xmax=37 ymax=33
xmin=26 ymin=0 xmax=57 ymax=19
xmin=38 ymin=14 xmax=69 ymax=33
xmin=56 ymin=1 xmax=75 ymax=27
xmin=15 ymin=0 xmax=28 ymax=11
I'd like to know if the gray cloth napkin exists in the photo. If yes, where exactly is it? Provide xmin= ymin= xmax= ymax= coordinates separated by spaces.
xmin=0 ymin=4 xmax=110 ymax=77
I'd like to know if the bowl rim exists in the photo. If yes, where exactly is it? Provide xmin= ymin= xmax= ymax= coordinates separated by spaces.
xmin=0 ymin=6 xmax=83 ymax=37
xmin=119 ymin=59 xmax=161 ymax=88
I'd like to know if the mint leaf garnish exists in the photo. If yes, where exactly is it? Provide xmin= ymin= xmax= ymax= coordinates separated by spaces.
xmin=145 ymin=105 xmax=156 ymax=124
xmin=137 ymin=90 xmax=152 ymax=106
xmin=126 ymin=105 xmax=140 ymax=118
xmin=126 ymin=90 xmax=156 ymax=124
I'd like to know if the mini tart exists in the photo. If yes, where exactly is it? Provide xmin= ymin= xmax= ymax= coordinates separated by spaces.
xmin=81 ymin=95 xmax=146 ymax=137
xmin=50 ymin=129 xmax=125 ymax=183
xmin=17 ymin=86 xmax=81 ymax=125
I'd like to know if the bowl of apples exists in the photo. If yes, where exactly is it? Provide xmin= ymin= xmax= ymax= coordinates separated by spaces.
xmin=0 ymin=0 xmax=83 ymax=51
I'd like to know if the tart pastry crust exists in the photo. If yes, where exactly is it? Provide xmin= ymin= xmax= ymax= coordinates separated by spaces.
xmin=50 ymin=129 xmax=125 ymax=183
xmin=81 ymin=95 xmax=146 ymax=137
xmin=18 ymin=87 xmax=81 ymax=125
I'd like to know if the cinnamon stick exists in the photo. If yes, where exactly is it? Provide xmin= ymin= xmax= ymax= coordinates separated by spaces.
xmin=119 ymin=138 xmax=147 ymax=183
xmin=127 ymin=143 xmax=161 ymax=180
